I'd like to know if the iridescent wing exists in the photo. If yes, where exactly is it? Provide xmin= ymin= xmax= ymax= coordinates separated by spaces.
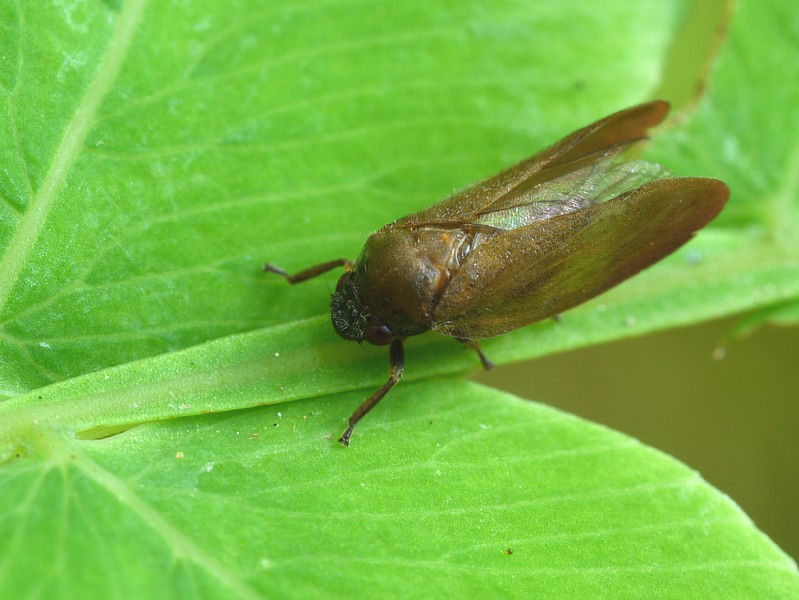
xmin=431 ymin=177 xmax=729 ymax=339
xmin=395 ymin=100 xmax=670 ymax=229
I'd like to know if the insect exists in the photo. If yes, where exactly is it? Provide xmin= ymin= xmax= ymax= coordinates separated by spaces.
xmin=265 ymin=100 xmax=729 ymax=446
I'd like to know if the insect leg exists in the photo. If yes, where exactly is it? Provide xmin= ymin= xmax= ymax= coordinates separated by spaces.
xmin=339 ymin=338 xmax=405 ymax=446
xmin=263 ymin=259 xmax=354 ymax=284
xmin=457 ymin=338 xmax=495 ymax=370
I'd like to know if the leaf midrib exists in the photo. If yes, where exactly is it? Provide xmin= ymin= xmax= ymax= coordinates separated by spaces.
xmin=0 ymin=0 xmax=146 ymax=315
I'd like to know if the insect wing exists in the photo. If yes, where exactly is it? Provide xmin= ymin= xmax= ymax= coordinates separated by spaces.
xmin=472 ymin=159 xmax=670 ymax=229
xmin=432 ymin=177 xmax=730 ymax=339
xmin=396 ymin=100 xmax=670 ymax=229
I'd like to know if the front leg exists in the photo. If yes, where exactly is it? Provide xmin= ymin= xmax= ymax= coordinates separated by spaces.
xmin=339 ymin=338 xmax=405 ymax=447
xmin=263 ymin=258 xmax=354 ymax=284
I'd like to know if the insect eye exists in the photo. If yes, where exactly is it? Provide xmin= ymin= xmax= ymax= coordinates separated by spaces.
xmin=335 ymin=272 xmax=351 ymax=293
xmin=364 ymin=324 xmax=393 ymax=346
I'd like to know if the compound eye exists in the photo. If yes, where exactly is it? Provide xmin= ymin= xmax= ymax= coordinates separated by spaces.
xmin=364 ymin=324 xmax=393 ymax=346
xmin=335 ymin=272 xmax=351 ymax=293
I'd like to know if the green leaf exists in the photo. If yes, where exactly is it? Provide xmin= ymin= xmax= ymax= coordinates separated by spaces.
xmin=3 ymin=381 xmax=798 ymax=598
xmin=1 ymin=0 xmax=797 ymax=597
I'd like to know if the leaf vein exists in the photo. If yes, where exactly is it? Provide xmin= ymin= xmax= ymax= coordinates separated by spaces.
xmin=0 ymin=0 xmax=146 ymax=315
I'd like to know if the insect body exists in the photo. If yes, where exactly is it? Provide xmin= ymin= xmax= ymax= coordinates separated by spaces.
xmin=265 ymin=101 xmax=729 ymax=446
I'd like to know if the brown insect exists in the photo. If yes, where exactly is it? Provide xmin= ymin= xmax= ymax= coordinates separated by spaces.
xmin=265 ymin=100 xmax=729 ymax=446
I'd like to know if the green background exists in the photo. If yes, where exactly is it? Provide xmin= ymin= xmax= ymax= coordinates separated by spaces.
xmin=479 ymin=317 xmax=799 ymax=562
xmin=1 ymin=0 xmax=797 ymax=598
